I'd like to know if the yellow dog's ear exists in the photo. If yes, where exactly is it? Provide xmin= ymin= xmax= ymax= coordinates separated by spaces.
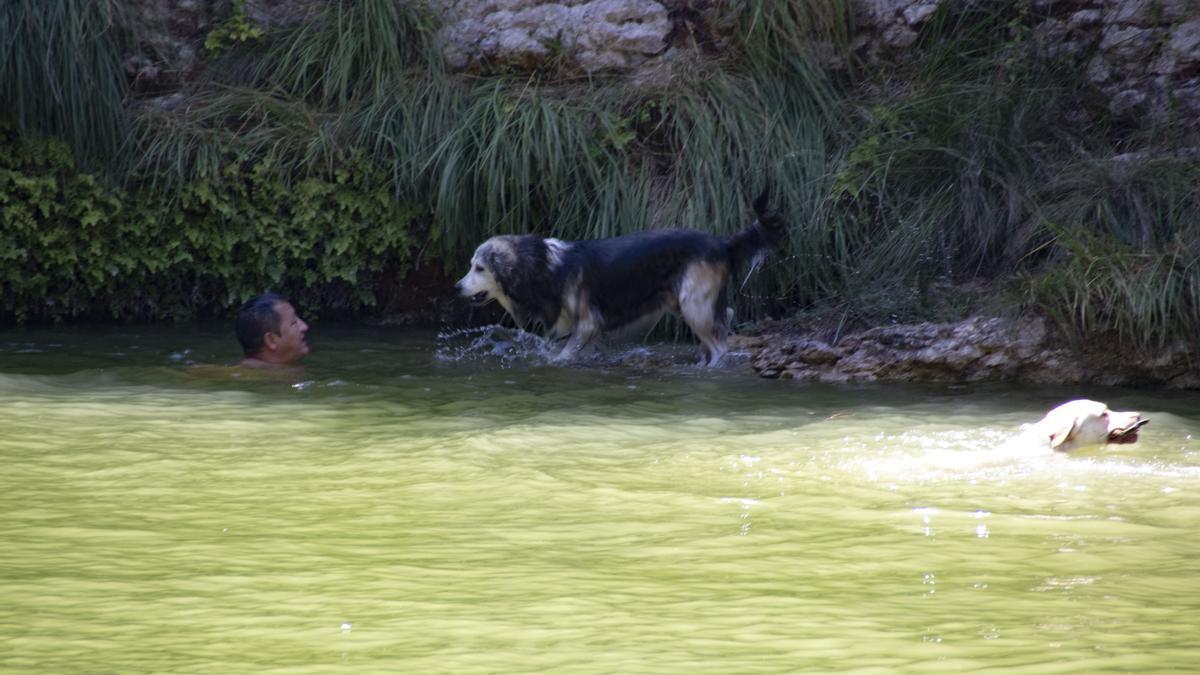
xmin=1048 ymin=417 xmax=1079 ymax=450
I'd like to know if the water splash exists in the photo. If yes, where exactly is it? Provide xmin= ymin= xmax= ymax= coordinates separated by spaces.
xmin=434 ymin=323 xmax=750 ymax=369
xmin=434 ymin=325 xmax=556 ymax=365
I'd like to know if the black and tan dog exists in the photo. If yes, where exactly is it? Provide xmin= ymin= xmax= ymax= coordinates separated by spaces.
xmin=455 ymin=191 xmax=787 ymax=365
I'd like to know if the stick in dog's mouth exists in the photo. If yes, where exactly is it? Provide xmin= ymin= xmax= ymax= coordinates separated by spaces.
xmin=1109 ymin=418 xmax=1150 ymax=444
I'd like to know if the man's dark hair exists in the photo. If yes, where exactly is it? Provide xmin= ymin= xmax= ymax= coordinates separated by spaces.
xmin=236 ymin=292 xmax=286 ymax=356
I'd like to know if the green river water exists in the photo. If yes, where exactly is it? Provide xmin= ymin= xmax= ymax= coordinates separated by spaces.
xmin=1 ymin=324 xmax=1198 ymax=673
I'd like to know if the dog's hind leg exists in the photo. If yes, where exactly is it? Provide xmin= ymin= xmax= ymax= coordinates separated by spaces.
xmin=678 ymin=263 xmax=730 ymax=367
xmin=687 ymin=315 xmax=729 ymax=367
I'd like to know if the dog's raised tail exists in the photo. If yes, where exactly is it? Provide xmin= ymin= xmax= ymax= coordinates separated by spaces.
xmin=726 ymin=186 xmax=788 ymax=275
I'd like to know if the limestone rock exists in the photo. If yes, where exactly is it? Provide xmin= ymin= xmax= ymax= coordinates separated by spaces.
xmin=1069 ymin=9 xmax=1104 ymax=29
xmin=113 ymin=0 xmax=1199 ymax=131
xmin=432 ymin=0 xmax=672 ymax=73
xmin=1107 ymin=0 xmax=1194 ymax=27
xmin=844 ymin=0 xmax=1200 ymax=130
xmin=1110 ymin=88 xmax=1148 ymax=116
xmin=745 ymin=316 xmax=1200 ymax=389
xmin=123 ymin=0 xmax=220 ymax=89
xmin=1168 ymin=19 xmax=1200 ymax=65
xmin=1100 ymin=25 xmax=1157 ymax=60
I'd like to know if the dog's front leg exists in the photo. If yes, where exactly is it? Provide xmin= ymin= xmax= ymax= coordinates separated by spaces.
xmin=553 ymin=311 xmax=600 ymax=363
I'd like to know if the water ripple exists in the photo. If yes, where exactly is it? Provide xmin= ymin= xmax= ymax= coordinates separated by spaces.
xmin=1 ymin=326 xmax=1199 ymax=672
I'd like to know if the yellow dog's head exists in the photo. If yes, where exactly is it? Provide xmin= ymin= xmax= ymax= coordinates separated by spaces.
xmin=1035 ymin=399 xmax=1147 ymax=452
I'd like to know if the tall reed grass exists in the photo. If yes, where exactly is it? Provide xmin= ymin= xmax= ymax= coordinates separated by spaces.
xmin=1024 ymin=155 xmax=1200 ymax=350
xmin=0 ymin=0 xmax=131 ymax=172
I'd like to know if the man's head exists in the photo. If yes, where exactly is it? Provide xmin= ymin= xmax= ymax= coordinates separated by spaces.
xmin=236 ymin=293 xmax=309 ymax=365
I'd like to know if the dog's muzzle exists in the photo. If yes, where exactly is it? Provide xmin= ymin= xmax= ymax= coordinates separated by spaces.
xmin=1109 ymin=417 xmax=1149 ymax=444
xmin=455 ymin=282 xmax=489 ymax=306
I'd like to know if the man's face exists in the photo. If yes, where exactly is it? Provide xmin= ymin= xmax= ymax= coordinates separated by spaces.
xmin=267 ymin=301 xmax=309 ymax=363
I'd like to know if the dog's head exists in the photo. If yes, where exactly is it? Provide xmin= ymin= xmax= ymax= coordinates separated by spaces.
xmin=455 ymin=237 xmax=521 ymax=320
xmin=1038 ymin=399 xmax=1148 ymax=452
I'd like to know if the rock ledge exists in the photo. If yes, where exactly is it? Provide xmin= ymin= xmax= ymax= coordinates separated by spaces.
xmin=739 ymin=316 xmax=1199 ymax=389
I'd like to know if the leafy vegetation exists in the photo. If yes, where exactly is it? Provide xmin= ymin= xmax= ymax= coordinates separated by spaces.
xmin=203 ymin=0 xmax=264 ymax=55
xmin=1 ymin=129 xmax=415 ymax=323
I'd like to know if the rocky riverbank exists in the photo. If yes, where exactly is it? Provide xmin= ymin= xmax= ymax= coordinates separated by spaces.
xmin=737 ymin=316 xmax=1200 ymax=389
xmin=127 ymin=0 xmax=1200 ymax=132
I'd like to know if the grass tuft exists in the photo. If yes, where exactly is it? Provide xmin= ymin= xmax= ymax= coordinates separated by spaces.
xmin=251 ymin=0 xmax=436 ymax=106
xmin=0 ymin=0 xmax=131 ymax=173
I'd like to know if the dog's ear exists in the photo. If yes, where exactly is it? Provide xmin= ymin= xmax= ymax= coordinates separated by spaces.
xmin=752 ymin=184 xmax=771 ymax=217
xmin=484 ymin=245 xmax=514 ymax=278
xmin=751 ymin=183 xmax=787 ymax=248
xmin=1048 ymin=416 xmax=1080 ymax=450
xmin=485 ymin=245 xmax=533 ymax=328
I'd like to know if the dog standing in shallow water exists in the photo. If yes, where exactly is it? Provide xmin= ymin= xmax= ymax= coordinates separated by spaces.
xmin=455 ymin=191 xmax=787 ymax=365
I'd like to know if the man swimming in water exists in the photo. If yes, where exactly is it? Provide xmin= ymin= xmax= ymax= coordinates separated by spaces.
xmin=236 ymin=293 xmax=310 ymax=368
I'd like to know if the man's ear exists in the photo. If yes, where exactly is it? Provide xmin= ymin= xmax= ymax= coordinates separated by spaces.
xmin=263 ymin=331 xmax=281 ymax=352
xmin=1048 ymin=417 xmax=1079 ymax=450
